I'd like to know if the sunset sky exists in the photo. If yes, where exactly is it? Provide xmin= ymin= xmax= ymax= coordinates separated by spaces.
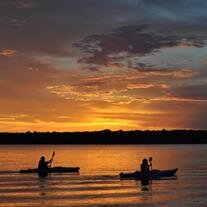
xmin=0 ymin=0 xmax=207 ymax=132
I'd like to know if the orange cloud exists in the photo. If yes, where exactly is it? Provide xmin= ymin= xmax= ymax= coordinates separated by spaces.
xmin=151 ymin=97 xmax=207 ymax=103
xmin=0 ymin=49 xmax=18 ymax=57
xmin=127 ymin=83 xmax=170 ymax=89
xmin=141 ymin=69 xmax=199 ymax=78
xmin=46 ymin=84 xmax=137 ymax=104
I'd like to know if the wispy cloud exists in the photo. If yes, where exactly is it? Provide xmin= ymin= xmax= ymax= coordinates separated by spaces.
xmin=15 ymin=0 xmax=36 ymax=9
xmin=46 ymin=84 xmax=137 ymax=104
xmin=0 ymin=49 xmax=18 ymax=57
xmin=2 ymin=0 xmax=36 ymax=9
xmin=9 ymin=19 xmax=27 ymax=26
xmin=127 ymin=83 xmax=170 ymax=89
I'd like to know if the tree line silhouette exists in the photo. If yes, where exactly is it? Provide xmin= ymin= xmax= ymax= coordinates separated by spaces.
xmin=0 ymin=129 xmax=207 ymax=144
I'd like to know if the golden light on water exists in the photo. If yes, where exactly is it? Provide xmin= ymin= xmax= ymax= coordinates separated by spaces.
xmin=1 ymin=144 xmax=206 ymax=206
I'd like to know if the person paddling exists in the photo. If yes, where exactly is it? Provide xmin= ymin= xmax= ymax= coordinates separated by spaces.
xmin=38 ymin=152 xmax=55 ymax=177
xmin=140 ymin=158 xmax=151 ymax=175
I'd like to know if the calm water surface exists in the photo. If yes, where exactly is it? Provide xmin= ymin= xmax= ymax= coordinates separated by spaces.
xmin=0 ymin=144 xmax=207 ymax=207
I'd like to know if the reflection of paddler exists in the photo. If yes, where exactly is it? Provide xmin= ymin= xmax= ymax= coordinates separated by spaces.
xmin=141 ymin=177 xmax=150 ymax=186
xmin=141 ymin=176 xmax=150 ymax=191
xmin=38 ymin=152 xmax=55 ymax=177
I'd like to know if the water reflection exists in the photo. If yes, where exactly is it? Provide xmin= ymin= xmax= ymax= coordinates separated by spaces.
xmin=38 ymin=177 xmax=49 ymax=207
xmin=38 ymin=177 xmax=48 ymax=196
xmin=140 ymin=178 xmax=151 ymax=191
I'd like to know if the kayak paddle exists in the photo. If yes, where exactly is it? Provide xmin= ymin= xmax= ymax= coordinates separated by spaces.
xmin=149 ymin=157 xmax=152 ymax=170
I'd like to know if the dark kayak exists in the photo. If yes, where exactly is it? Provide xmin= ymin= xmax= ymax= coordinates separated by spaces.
xmin=20 ymin=166 xmax=80 ymax=174
xmin=119 ymin=168 xmax=178 ymax=180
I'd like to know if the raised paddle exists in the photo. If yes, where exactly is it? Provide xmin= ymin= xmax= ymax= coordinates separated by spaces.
xmin=149 ymin=157 xmax=152 ymax=170
xmin=49 ymin=151 xmax=55 ymax=168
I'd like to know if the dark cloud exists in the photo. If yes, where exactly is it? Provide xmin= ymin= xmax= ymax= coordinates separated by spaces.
xmin=171 ymin=84 xmax=207 ymax=100
xmin=75 ymin=24 xmax=205 ymax=68
xmin=0 ymin=0 xmax=206 ymax=59
xmin=0 ymin=0 xmax=131 ymax=57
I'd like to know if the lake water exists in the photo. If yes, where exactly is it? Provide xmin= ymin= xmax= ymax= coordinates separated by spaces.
xmin=0 ymin=144 xmax=207 ymax=207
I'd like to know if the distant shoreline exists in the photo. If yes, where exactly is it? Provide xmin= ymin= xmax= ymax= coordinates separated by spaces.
xmin=0 ymin=130 xmax=207 ymax=144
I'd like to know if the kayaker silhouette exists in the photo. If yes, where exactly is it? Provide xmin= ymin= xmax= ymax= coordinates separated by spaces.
xmin=140 ymin=157 xmax=152 ymax=174
xmin=38 ymin=152 xmax=55 ymax=177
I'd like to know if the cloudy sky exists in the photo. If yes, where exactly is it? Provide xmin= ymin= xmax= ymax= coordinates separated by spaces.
xmin=0 ymin=0 xmax=207 ymax=132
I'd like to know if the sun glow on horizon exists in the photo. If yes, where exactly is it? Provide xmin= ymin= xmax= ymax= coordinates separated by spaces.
xmin=1 ymin=1 xmax=207 ymax=132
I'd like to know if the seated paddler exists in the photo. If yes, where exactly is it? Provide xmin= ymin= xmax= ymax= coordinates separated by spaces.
xmin=140 ymin=158 xmax=151 ymax=175
xmin=38 ymin=152 xmax=55 ymax=177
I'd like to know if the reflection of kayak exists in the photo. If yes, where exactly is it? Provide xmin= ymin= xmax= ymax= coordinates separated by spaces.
xmin=120 ymin=168 xmax=178 ymax=180
xmin=20 ymin=166 xmax=80 ymax=173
